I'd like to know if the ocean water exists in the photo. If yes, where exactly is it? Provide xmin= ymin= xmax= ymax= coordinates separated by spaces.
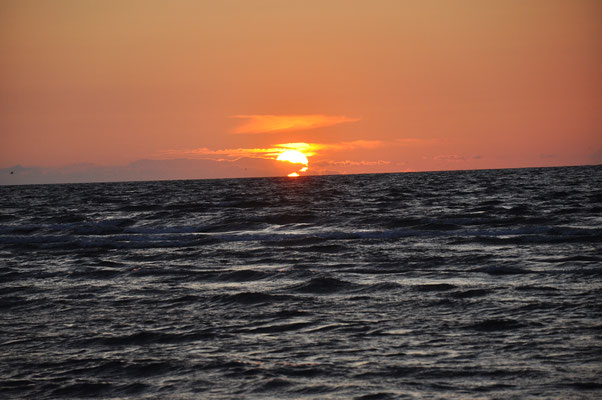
xmin=1 ymin=165 xmax=601 ymax=399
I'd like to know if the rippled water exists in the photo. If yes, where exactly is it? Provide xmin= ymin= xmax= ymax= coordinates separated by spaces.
xmin=1 ymin=166 xmax=601 ymax=399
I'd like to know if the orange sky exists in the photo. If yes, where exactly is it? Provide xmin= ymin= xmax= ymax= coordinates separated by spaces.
xmin=1 ymin=0 xmax=601 ymax=182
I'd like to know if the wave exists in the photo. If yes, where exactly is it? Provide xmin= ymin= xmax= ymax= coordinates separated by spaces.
xmin=211 ymin=292 xmax=293 ymax=305
xmin=86 ymin=330 xmax=216 ymax=346
xmin=414 ymin=283 xmax=457 ymax=292
xmin=290 ymin=276 xmax=358 ymax=294
xmin=240 ymin=321 xmax=314 ymax=334
xmin=474 ymin=265 xmax=533 ymax=275
xmin=467 ymin=318 xmax=529 ymax=332
xmin=449 ymin=288 xmax=492 ymax=298
xmin=216 ymin=269 xmax=270 ymax=282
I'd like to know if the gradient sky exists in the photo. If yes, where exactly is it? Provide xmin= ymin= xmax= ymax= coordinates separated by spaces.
xmin=1 ymin=0 xmax=601 ymax=183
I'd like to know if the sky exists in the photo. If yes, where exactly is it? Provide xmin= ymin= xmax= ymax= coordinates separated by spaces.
xmin=1 ymin=0 xmax=600 ymax=184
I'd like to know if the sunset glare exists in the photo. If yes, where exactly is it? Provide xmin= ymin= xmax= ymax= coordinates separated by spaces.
xmin=276 ymin=150 xmax=309 ymax=165
xmin=277 ymin=149 xmax=309 ymax=177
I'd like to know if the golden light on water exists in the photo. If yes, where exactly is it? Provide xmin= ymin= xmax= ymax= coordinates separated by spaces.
xmin=287 ymin=172 xmax=300 ymax=177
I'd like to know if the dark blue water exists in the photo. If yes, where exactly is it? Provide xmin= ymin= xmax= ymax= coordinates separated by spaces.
xmin=1 ymin=166 xmax=601 ymax=399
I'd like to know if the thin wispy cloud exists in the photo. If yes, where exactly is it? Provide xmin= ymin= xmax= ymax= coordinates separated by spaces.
xmin=316 ymin=160 xmax=391 ymax=167
xmin=151 ymin=137 xmax=439 ymax=178
xmin=230 ymin=114 xmax=360 ymax=134
xmin=162 ymin=146 xmax=284 ymax=160
xmin=273 ymin=140 xmax=385 ymax=154
xmin=163 ymin=140 xmax=388 ymax=161
xmin=317 ymin=140 xmax=385 ymax=151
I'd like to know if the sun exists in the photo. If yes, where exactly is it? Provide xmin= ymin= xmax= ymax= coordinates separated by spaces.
xmin=277 ymin=149 xmax=308 ymax=165
xmin=276 ymin=149 xmax=309 ymax=177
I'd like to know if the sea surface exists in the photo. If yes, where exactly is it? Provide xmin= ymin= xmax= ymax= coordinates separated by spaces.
xmin=1 ymin=165 xmax=601 ymax=399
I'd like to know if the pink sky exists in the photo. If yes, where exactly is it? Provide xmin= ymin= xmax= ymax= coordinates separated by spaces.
xmin=1 ymin=0 xmax=600 ymax=183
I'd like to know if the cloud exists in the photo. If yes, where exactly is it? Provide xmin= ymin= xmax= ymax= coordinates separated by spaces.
xmin=273 ymin=140 xmax=385 ymax=153
xmin=230 ymin=114 xmax=360 ymax=134
xmin=4 ymin=136 xmax=430 ymax=184
xmin=163 ymin=140 xmax=386 ymax=161
xmin=321 ymin=140 xmax=385 ymax=151
xmin=315 ymin=160 xmax=391 ymax=167
xmin=156 ymin=139 xmax=406 ymax=177
xmin=162 ymin=146 xmax=283 ymax=160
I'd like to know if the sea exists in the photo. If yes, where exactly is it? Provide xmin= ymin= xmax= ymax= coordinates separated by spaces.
xmin=1 ymin=165 xmax=601 ymax=399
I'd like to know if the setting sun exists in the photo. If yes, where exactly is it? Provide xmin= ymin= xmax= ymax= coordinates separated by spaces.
xmin=277 ymin=149 xmax=309 ymax=177
xmin=276 ymin=150 xmax=308 ymax=165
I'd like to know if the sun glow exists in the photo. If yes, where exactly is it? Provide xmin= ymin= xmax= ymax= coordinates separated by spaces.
xmin=277 ymin=150 xmax=309 ymax=165
xmin=277 ymin=149 xmax=309 ymax=177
